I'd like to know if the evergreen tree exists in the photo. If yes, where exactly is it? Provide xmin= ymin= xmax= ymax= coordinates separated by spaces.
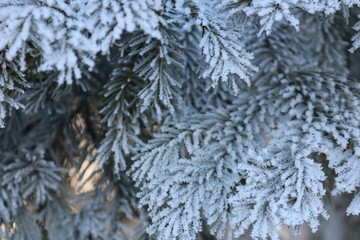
xmin=1 ymin=0 xmax=360 ymax=239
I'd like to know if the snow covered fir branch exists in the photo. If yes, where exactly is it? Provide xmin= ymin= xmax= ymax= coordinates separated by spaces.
xmin=2 ymin=0 xmax=360 ymax=239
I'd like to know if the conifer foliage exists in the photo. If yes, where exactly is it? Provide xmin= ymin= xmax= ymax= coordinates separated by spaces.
xmin=1 ymin=0 xmax=360 ymax=239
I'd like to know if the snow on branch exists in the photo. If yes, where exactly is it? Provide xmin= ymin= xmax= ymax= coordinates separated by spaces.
xmin=0 ymin=0 xmax=161 ymax=84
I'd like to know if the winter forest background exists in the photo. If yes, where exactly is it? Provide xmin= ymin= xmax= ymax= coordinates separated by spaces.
xmin=2 ymin=0 xmax=360 ymax=240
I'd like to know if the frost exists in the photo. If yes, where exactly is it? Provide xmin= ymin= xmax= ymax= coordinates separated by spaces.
xmin=0 ymin=0 xmax=161 ymax=84
xmin=1 ymin=1 xmax=360 ymax=240
xmin=129 ymin=6 xmax=360 ymax=238
xmin=0 ymin=53 xmax=27 ymax=127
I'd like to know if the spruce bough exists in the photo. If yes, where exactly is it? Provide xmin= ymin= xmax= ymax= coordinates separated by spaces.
xmin=1 ymin=0 xmax=360 ymax=239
